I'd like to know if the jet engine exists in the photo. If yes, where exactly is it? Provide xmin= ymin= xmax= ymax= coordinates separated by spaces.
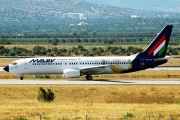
xmin=63 ymin=69 xmax=80 ymax=78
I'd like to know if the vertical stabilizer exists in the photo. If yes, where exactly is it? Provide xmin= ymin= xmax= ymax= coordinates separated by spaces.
xmin=138 ymin=25 xmax=173 ymax=58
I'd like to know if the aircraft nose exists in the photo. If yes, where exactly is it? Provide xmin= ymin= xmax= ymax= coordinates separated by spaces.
xmin=3 ymin=65 xmax=9 ymax=72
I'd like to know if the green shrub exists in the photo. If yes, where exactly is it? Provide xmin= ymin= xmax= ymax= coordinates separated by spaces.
xmin=34 ymin=75 xmax=44 ymax=79
xmin=121 ymin=112 xmax=135 ymax=119
xmin=37 ymin=87 xmax=55 ymax=102
xmin=44 ymin=75 xmax=51 ymax=79
xmin=34 ymin=75 xmax=51 ymax=79
xmin=13 ymin=116 xmax=27 ymax=120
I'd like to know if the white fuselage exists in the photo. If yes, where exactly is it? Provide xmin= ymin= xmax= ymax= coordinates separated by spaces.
xmin=9 ymin=56 xmax=136 ymax=77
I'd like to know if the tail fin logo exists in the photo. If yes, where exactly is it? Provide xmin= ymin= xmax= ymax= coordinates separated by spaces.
xmin=148 ymin=35 xmax=166 ymax=56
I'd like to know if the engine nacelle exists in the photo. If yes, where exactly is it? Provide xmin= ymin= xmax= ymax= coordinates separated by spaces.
xmin=63 ymin=69 xmax=80 ymax=78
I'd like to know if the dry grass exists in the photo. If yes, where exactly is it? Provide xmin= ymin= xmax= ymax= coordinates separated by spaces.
xmin=0 ymin=58 xmax=18 ymax=67
xmin=162 ymin=58 xmax=180 ymax=66
xmin=0 ymin=85 xmax=180 ymax=120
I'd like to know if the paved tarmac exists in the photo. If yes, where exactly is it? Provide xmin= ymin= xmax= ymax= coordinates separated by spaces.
xmin=0 ymin=67 xmax=3 ymax=71
xmin=0 ymin=79 xmax=180 ymax=84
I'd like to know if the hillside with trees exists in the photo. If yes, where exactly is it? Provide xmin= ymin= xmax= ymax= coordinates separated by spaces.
xmin=1 ymin=0 xmax=180 ymax=57
xmin=1 ymin=0 xmax=180 ymax=38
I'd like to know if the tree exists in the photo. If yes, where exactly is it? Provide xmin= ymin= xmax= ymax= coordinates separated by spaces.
xmin=92 ymin=32 xmax=97 ymax=36
xmin=62 ymin=39 xmax=66 ymax=43
xmin=52 ymin=47 xmax=58 ymax=54
xmin=80 ymin=31 xmax=89 ymax=37
xmin=92 ymin=32 xmax=97 ymax=38
xmin=47 ymin=39 xmax=52 ymax=43
xmin=53 ymin=38 xmax=59 ymax=43
xmin=72 ymin=32 xmax=78 ymax=38
xmin=52 ymin=41 xmax=58 ymax=45
xmin=8 ymin=51 xmax=15 ymax=56
xmin=33 ymin=45 xmax=47 ymax=55
xmin=0 ymin=38 xmax=12 ymax=45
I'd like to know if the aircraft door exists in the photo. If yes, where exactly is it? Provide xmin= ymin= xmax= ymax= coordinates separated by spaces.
xmin=140 ymin=59 xmax=144 ymax=68
xmin=14 ymin=64 xmax=18 ymax=69
xmin=24 ymin=63 xmax=28 ymax=69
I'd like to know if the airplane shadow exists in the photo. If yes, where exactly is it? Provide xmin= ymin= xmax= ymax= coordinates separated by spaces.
xmin=67 ymin=78 xmax=137 ymax=84
xmin=94 ymin=79 xmax=135 ymax=84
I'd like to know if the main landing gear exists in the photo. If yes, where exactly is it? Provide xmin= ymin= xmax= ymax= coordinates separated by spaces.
xmin=20 ymin=76 xmax=23 ymax=80
xmin=86 ymin=75 xmax=93 ymax=80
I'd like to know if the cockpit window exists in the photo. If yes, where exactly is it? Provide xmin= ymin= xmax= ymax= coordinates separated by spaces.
xmin=11 ymin=62 xmax=18 ymax=65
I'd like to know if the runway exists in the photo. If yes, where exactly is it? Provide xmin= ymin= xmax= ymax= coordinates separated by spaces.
xmin=0 ymin=67 xmax=3 ymax=71
xmin=0 ymin=79 xmax=180 ymax=84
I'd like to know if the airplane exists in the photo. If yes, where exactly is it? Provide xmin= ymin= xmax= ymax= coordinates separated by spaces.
xmin=3 ymin=25 xmax=173 ymax=80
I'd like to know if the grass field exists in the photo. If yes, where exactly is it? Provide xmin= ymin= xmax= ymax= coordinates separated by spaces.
xmin=0 ymin=85 xmax=180 ymax=120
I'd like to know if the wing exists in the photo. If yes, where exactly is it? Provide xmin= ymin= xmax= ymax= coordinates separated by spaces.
xmin=80 ymin=65 xmax=109 ymax=73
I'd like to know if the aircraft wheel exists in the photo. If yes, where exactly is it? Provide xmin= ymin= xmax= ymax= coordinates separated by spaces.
xmin=20 ymin=76 xmax=23 ymax=80
xmin=86 ymin=75 xmax=93 ymax=80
